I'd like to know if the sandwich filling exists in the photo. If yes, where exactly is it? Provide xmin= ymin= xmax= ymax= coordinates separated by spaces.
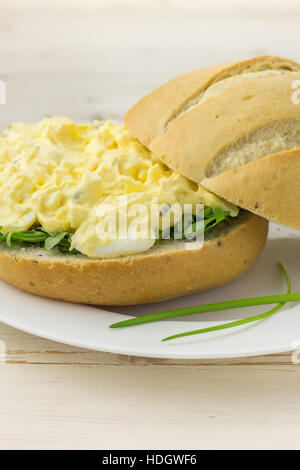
xmin=0 ymin=117 xmax=237 ymax=258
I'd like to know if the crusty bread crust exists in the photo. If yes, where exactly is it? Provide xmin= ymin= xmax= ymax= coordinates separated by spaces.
xmin=125 ymin=55 xmax=300 ymax=148
xmin=125 ymin=55 xmax=300 ymax=230
xmin=0 ymin=214 xmax=268 ymax=305
xmin=202 ymin=149 xmax=300 ymax=230
xmin=150 ymin=73 xmax=300 ymax=182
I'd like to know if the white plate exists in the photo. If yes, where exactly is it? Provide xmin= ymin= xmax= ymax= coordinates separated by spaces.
xmin=0 ymin=222 xmax=299 ymax=359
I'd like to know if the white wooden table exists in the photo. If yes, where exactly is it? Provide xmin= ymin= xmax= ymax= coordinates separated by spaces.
xmin=0 ymin=0 xmax=300 ymax=450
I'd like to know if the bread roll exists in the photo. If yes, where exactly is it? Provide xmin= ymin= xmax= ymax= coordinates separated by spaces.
xmin=125 ymin=56 xmax=300 ymax=229
xmin=0 ymin=212 xmax=267 ymax=305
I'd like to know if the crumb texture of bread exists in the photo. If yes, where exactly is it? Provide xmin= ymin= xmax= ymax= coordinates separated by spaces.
xmin=203 ymin=149 xmax=300 ymax=230
xmin=0 ymin=214 xmax=268 ymax=305
xmin=208 ymin=119 xmax=300 ymax=176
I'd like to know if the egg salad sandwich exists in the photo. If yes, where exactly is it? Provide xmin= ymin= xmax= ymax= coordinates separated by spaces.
xmin=1 ymin=54 xmax=298 ymax=306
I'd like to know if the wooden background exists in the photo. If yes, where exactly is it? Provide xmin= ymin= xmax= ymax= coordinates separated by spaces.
xmin=0 ymin=0 xmax=300 ymax=450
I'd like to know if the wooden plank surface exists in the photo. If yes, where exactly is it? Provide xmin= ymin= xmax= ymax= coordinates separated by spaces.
xmin=0 ymin=0 xmax=300 ymax=450
xmin=1 ymin=322 xmax=300 ymax=450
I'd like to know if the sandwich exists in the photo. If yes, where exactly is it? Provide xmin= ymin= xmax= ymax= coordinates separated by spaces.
xmin=2 ymin=54 xmax=298 ymax=305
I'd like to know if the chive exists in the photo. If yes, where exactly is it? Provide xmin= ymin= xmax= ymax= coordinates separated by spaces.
xmin=162 ymin=262 xmax=291 ymax=341
xmin=109 ymin=263 xmax=298 ymax=329
xmin=0 ymin=227 xmax=76 ymax=254
xmin=110 ymin=293 xmax=300 ymax=328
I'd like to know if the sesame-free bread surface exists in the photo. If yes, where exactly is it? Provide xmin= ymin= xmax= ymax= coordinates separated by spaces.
xmin=125 ymin=55 xmax=300 ymax=148
xmin=0 ymin=213 xmax=268 ymax=305
xmin=125 ymin=55 xmax=300 ymax=229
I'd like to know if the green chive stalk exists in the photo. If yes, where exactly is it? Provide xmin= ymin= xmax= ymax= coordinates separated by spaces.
xmin=110 ymin=263 xmax=297 ymax=330
xmin=162 ymin=262 xmax=291 ymax=341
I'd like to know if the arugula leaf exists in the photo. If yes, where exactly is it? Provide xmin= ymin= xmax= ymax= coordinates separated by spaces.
xmin=44 ymin=232 xmax=68 ymax=251
xmin=0 ymin=206 xmax=232 ymax=254
xmin=155 ymin=206 xmax=232 ymax=244
xmin=7 ymin=230 xmax=49 ymax=243
xmin=0 ymin=227 xmax=79 ymax=255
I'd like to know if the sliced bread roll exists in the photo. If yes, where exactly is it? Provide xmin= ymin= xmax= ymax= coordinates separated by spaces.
xmin=125 ymin=56 xmax=300 ymax=229
xmin=0 ymin=212 xmax=267 ymax=305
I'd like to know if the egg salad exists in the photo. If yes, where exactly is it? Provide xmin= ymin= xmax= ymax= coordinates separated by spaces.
xmin=0 ymin=117 xmax=237 ymax=258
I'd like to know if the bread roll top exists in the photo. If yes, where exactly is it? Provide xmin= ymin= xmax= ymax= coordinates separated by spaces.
xmin=125 ymin=56 xmax=300 ymax=229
